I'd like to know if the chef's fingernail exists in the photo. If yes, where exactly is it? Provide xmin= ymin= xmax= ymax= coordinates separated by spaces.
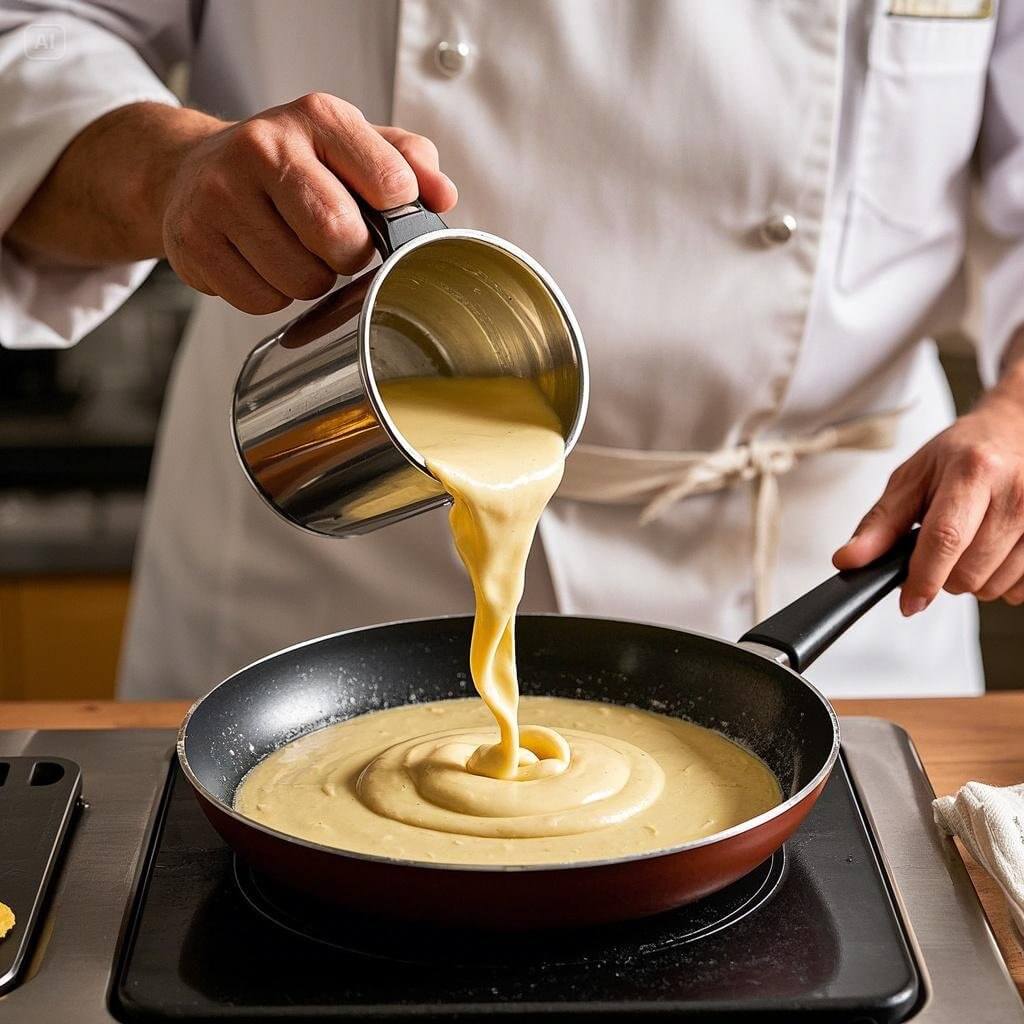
xmin=902 ymin=596 xmax=927 ymax=617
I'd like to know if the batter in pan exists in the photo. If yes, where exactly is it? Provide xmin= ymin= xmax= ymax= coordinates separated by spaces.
xmin=235 ymin=376 xmax=781 ymax=865
xmin=236 ymin=694 xmax=781 ymax=865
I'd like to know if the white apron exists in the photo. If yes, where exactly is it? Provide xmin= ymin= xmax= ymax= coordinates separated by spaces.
xmin=4 ymin=1 xmax=1023 ymax=698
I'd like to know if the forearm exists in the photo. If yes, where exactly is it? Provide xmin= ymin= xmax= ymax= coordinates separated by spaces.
xmin=4 ymin=102 xmax=226 ymax=269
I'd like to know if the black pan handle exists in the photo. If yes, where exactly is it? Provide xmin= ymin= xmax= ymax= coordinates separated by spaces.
xmin=356 ymin=196 xmax=446 ymax=258
xmin=739 ymin=529 xmax=919 ymax=673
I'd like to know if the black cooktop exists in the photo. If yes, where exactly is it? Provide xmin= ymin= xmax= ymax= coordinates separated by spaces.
xmin=112 ymin=757 xmax=919 ymax=1021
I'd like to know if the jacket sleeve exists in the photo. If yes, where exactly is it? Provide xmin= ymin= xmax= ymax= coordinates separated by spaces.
xmin=0 ymin=1 xmax=191 ymax=350
xmin=976 ymin=0 xmax=1024 ymax=386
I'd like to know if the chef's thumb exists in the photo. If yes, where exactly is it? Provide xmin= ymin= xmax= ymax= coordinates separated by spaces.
xmin=832 ymin=493 xmax=917 ymax=571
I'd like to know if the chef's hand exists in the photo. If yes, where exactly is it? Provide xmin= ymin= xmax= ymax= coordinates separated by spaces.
xmin=6 ymin=97 xmax=457 ymax=314
xmin=833 ymin=354 xmax=1024 ymax=614
xmin=161 ymin=95 xmax=457 ymax=313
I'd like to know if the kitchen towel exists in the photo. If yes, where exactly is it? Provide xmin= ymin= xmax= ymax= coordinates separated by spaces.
xmin=933 ymin=782 xmax=1024 ymax=939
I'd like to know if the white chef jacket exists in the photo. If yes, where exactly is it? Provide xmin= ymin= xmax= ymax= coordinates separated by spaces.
xmin=2 ymin=1 xmax=1023 ymax=700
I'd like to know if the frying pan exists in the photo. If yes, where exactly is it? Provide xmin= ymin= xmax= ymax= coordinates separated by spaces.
xmin=178 ymin=532 xmax=916 ymax=929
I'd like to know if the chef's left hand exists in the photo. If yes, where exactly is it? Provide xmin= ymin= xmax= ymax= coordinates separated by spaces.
xmin=833 ymin=360 xmax=1024 ymax=615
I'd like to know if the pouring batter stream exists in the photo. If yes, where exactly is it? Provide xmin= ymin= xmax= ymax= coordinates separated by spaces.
xmin=379 ymin=375 xmax=569 ymax=781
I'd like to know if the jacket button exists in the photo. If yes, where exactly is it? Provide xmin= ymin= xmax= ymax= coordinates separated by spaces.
xmin=435 ymin=40 xmax=472 ymax=77
xmin=759 ymin=213 xmax=797 ymax=246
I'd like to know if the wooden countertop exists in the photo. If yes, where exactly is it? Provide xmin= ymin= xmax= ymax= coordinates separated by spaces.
xmin=3 ymin=694 xmax=1022 ymax=996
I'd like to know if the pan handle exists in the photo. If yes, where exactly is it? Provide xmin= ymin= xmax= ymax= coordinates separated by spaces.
xmin=739 ymin=529 xmax=919 ymax=673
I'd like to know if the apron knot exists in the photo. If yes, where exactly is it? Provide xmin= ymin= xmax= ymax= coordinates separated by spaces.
xmin=745 ymin=438 xmax=799 ymax=478
xmin=557 ymin=408 xmax=906 ymax=621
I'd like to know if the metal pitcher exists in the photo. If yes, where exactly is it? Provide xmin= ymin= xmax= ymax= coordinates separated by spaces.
xmin=232 ymin=202 xmax=589 ymax=537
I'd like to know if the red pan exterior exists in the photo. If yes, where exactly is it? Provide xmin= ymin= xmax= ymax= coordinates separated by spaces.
xmin=195 ymin=773 xmax=829 ymax=930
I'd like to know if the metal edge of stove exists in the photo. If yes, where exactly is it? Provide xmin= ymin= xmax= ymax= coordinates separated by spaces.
xmin=0 ymin=722 xmax=1021 ymax=1023
xmin=0 ymin=728 xmax=175 ymax=1024
xmin=842 ymin=716 xmax=1024 ymax=1024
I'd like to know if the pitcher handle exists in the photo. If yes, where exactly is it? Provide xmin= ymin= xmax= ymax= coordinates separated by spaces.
xmin=356 ymin=197 xmax=447 ymax=258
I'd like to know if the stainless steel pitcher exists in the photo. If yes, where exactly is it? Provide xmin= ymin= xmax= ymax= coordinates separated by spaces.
xmin=232 ymin=202 xmax=589 ymax=537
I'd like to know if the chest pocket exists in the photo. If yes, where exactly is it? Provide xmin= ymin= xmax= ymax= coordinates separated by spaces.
xmin=838 ymin=9 xmax=996 ymax=293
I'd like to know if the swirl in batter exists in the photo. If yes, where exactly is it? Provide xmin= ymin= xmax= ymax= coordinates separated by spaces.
xmin=235 ymin=696 xmax=781 ymax=865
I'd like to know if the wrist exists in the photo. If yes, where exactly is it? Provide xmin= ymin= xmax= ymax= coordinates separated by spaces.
xmin=6 ymin=101 xmax=228 ymax=268
xmin=978 ymin=355 xmax=1024 ymax=420
xmin=112 ymin=103 xmax=228 ymax=256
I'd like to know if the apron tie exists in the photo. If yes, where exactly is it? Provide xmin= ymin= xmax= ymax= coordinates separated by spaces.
xmin=557 ymin=409 xmax=906 ymax=621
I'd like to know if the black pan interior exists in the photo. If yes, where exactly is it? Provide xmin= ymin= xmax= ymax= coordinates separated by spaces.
xmin=182 ymin=615 xmax=835 ymax=813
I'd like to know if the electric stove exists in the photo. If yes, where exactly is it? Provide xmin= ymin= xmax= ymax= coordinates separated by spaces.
xmin=1 ymin=719 xmax=1021 ymax=1022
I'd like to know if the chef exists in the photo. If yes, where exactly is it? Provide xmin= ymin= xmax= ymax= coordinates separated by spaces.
xmin=1 ymin=1 xmax=1023 ymax=699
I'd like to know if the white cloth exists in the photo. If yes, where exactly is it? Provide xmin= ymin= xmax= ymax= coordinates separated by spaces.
xmin=0 ymin=6 xmax=180 ymax=348
xmin=3 ymin=1 xmax=1022 ymax=698
xmin=934 ymin=782 xmax=1024 ymax=938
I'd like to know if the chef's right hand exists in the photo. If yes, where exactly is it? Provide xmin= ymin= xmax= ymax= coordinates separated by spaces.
xmin=160 ymin=93 xmax=458 ymax=314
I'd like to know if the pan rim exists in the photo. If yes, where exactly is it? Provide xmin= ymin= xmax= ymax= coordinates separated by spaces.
xmin=177 ymin=613 xmax=840 ymax=874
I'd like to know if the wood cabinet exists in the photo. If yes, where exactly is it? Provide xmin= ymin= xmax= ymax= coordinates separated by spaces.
xmin=0 ymin=576 xmax=130 ymax=700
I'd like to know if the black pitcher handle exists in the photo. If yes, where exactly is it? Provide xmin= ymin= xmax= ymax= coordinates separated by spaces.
xmin=739 ymin=529 xmax=919 ymax=673
xmin=356 ymin=197 xmax=446 ymax=258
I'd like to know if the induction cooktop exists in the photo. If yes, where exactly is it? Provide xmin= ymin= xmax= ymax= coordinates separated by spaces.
xmin=0 ymin=720 xmax=1021 ymax=1022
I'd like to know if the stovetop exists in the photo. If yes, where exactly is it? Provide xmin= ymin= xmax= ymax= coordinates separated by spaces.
xmin=113 ymin=755 xmax=916 ymax=1020
xmin=0 ymin=720 xmax=1022 ymax=1022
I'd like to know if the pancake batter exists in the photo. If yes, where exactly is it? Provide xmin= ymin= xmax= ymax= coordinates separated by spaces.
xmin=378 ymin=375 xmax=570 ymax=781
xmin=235 ymin=695 xmax=782 ymax=865
xmin=234 ymin=375 xmax=781 ymax=865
